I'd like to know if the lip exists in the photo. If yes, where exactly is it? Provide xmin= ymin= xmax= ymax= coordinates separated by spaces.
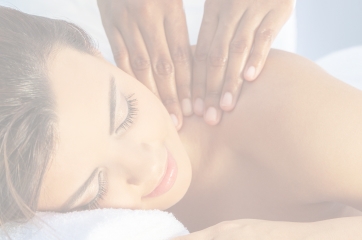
xmin=143 ymin=150 xmax=178 ymax=198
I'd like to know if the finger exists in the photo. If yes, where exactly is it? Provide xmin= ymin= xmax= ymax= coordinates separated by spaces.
xmin=98 ymin=1 xmax=134 ymax=77
xmin=116 ymin=21 xmax=159 ymax=97
xmin=171 ymin=228 xmax=213 ymax=240
xmin=203 ymin=16 xmax=242 ymax=125
xmin=244 ymin=11 xmax=285 ymax=81
xmin=220 ymin=10 xmax=264 ymax=111
xmin=165 ymin=10 xmax=193 ymax=117
xmin=105 ymin=26 xmax=135 ymax=77
xmin=192 ymin=7 xmax=219 ymax=116
xmin=139 ymin=20 xmax=183 ymax=130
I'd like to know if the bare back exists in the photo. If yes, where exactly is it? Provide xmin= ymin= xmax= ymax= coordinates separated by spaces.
xmin=168 ymin=49 xmax=362 ymax=231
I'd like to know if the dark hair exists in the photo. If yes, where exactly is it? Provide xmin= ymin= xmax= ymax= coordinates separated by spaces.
xmin=0 ymin=6 xmax=96 ymax=225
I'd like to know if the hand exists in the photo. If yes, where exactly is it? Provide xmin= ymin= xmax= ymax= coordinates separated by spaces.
xmin=193 ymin=0 xmax=295 ymax=125
xmin=174 ymin=217 xmax=362 ymax=240
xmin=97 ymin=0 xmax=193 ymax=130
xmin=172 ymin=219 xmax=307 ymax=240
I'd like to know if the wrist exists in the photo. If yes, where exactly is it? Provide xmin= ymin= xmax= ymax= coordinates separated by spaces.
xmin=301 ymin=217 xmax=362 ymax=240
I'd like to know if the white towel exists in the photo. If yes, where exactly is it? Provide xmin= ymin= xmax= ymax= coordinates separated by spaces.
xmin=1 ymin=209 xmax=189 ymax=240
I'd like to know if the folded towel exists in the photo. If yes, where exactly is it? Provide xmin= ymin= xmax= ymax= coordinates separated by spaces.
xmin=1 ymin=209 xmax=189 ymax=240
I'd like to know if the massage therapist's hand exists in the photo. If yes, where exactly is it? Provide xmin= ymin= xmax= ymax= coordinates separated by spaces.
xmin=97 ymin=0 xmax=192 ymax=130
xmin=172 ymin=219 xmax=309 ymax=240
xmin=193 ymin=0 xmax=295 ymax=125
xmin=174 ymin=217 xmax=362 ymax=239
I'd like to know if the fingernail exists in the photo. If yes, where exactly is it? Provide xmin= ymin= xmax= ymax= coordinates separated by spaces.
xmin=220 ymin=92 xmax=233 ymax=108
xmin=194 ymin=98 xmax=204 ymax=115
xmin=204 ymin=107 xmax=217 ymax=124
xmin=182 ymin=98 xmax=192 ymax=116
xmin=170 ymin=114 xmax=178 ymax=128
xmin=245 ymin=66 xmax=256 ymax=81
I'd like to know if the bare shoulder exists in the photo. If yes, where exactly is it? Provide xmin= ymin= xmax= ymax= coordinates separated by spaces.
xmin=259 ymin=49 xmax=330 ymax=84
xmin=213 ymin=49 xmax=317 ymax=152
xmin=217 ymin=49 xmax=362 ymax=209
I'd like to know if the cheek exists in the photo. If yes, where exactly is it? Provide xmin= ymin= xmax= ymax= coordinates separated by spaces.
xmin=101 ymin=177 xmax=143 ymax=209
xmin=130 ymin=82 xmax=173 ymax=138
xmin=114 ymin=66 xmax=170 ymax=126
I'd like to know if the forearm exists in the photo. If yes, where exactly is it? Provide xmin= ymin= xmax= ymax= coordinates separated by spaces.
xmin=300 ymin=217 xmax=362 ymax=239
xmin=173 ymin=217 xmax=362 ymax=240
xmin=223 ymin=49 xmax=362 ymax=207
xmin=271 ymin=217 xmax=362 ymax=239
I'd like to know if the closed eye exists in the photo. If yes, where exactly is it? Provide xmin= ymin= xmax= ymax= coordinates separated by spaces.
xmin=115 ymin=94 xmax=138 ymax=134
xmin=78 ymin=171 xmax=108 ymax=210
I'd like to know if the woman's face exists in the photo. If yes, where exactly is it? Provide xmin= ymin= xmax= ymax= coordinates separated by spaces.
xmin=38 ymin=47 xmax=192 ymax=212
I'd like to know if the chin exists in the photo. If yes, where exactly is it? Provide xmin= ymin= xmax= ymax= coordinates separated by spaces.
xmin=144 ymin=158 xmax=192 ymax=211
xmin=164 ymin=169 xmax=192 ymax=210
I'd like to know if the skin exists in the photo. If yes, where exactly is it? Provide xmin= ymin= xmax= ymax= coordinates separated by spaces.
xmin=173 ymin=217 xmax=362 ymax=239
xmin=97 ymin=0 xmax=191 ymax=130
xmin=193 ymin=0 xmax=295 ymax=126
xmin=97 ymin=0 xmax=295 ymax=128
xmin=38 ymin=47 xmax=362 ymax=238
xmin=38 ymin=48 xmax=192 ymax=211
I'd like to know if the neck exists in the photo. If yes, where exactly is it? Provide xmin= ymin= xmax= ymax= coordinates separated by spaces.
xmin=177 ymin=115 xmax=223 ymax=193
xmin=168 ymin=116 xmax=231 ymax=219
xmin=178 ymin=116 xmax=206 ymax=180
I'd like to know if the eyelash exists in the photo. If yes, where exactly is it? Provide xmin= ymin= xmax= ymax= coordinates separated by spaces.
xmin=115 ymin=94 xmax=138 ymax=134
xmin=84 ymin=171 xmax=108 ymax=210
xmin=82 ymin=95 xmax=137 ymax=210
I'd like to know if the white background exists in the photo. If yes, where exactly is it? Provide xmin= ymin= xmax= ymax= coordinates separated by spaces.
xmin=296 ymin=0 xmax=362 ymax=60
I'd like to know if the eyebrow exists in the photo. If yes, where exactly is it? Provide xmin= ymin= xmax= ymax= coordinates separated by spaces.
xmin=61 ymin=169 xmax=99 ymax=211
xmin=109 ymin=75 xmax=116 ymax=135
